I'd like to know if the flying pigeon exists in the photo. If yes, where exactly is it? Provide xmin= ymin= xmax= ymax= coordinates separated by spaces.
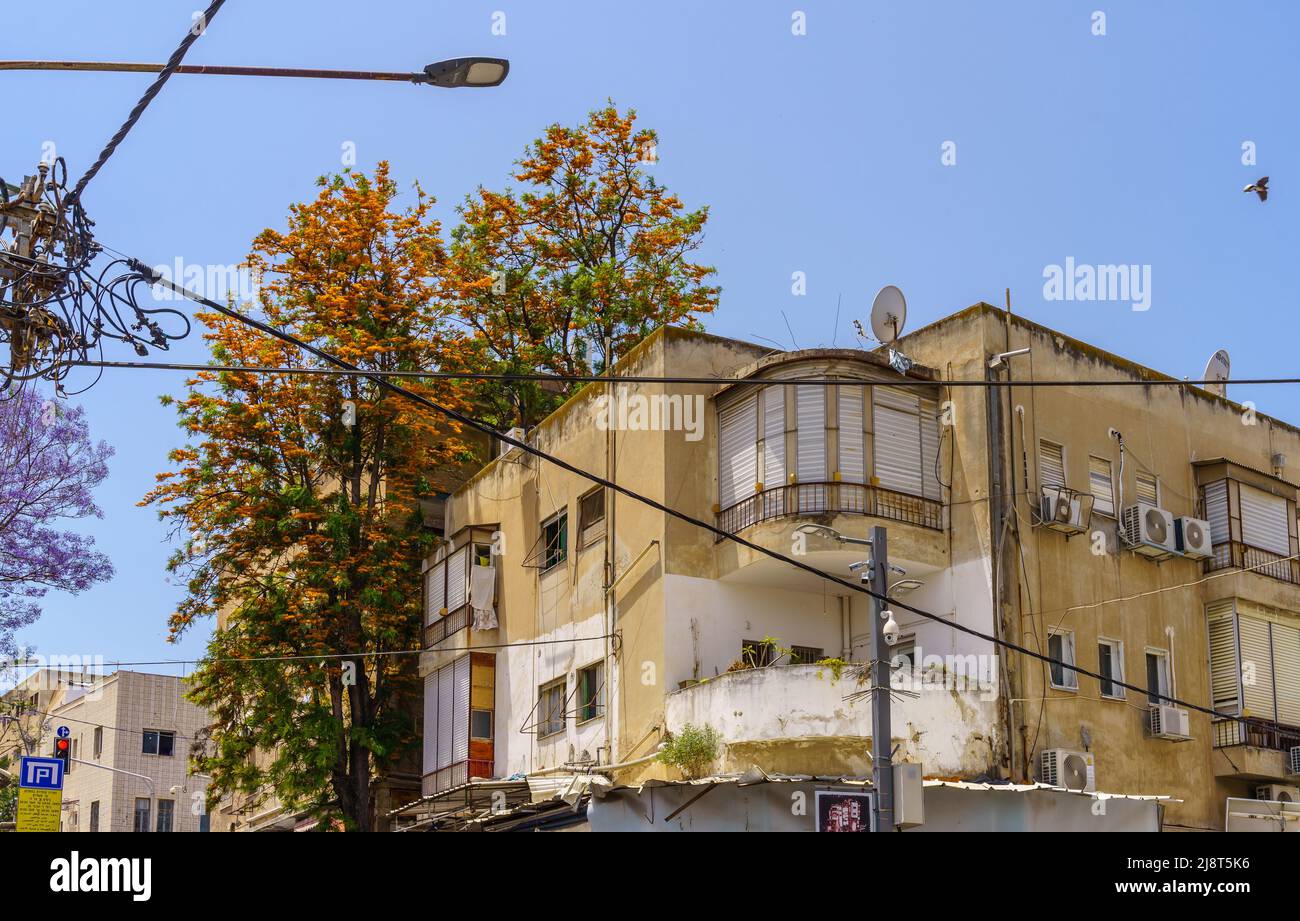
xmin=1243 ymin=176 xmax=1269 ymax=202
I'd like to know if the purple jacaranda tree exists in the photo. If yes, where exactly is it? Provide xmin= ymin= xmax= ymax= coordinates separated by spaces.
xmin=0 ymin=387 xmax=113 ymax=657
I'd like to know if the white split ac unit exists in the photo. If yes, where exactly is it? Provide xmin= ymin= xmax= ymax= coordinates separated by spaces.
xmin=1120 ymin=503 xmax=1177 ymax=557
xmin=1290 ymin=746 xmax=1300 ymax=777
xmin=1040 ymin=486 xmax=1088 ymax=534
xmin=1175 ymin=515 xmax=1213 ymax=559
xmin=1039 ymin=748 xmax=1096 ymax=793
xmin=1148 ymin=704 xmax=1191 ymax=740
xmin=499 ymin=426 xmax=526 ymax=457
xmin=1255 ymin=783 xmax=1299 ymax=803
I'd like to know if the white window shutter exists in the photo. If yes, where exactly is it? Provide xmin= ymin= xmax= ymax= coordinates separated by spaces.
xmin=425 ymin=561 xmax=446 ymax=624
xmin=453 ymin=655 xmax=471 ymax=764
xmin=1039 ymin=441 xmax=1065 ymax=490
xmin=437 ymin=662 xmax=455 ymax=769
xmin=1136 ymin=471 xmax=1159 ymax=507
xmin=1273 ymin=622 xmax=1300 ymax=727
xmin=1089 ymin=457 xmax=1115 ymax=516
xmin=762 ymin=386 xmax=786 ymax=486
xmin=873 ymin=386 xmax=922 ymax=496
xmin=920 ymin=397 xmax=942 ymax=500
xmin=795 ymin=385 xmax=826 ymax=482
xmin=445 ymin=547 xmax=468 ymax=611
xmin=1239 ymin=616 xmax=1276 ymax=721
xmin=718 ymin=394 xmax=758 ymax=508
xmin=1206 ymin=602 xmax=1239 ymax=715
xmin=1240 ymin=485 xmax=1289 ymax=555
xmin=1204 ymin=481 xmax=1229 ymax=546
xmin=837 ymin=385 xmax=864 ymax=484
xmin=423 ymin=672 xmax=438 ymax=773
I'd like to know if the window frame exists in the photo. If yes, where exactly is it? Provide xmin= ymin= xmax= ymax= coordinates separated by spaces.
xmin=540 ymin=511 xmax=568 ymax=573
xmin=576 ymin=660 xmax=605 ymax=725
xmin=578 ymin=487 xmax=606 ymax=549
xmin=141 ymin=729 xmax=175 ymax=757
xmin=742 ymin=638 xmax=777 ymax=668
xmin=1145 ymin=647 xmax=1172 ymax=705
xmin=156 ymin=798 xmax=175 ymax=833
xmin=1047 ymin=629 xmax=1078 ymax=691
xmin=1088 ymin=455 xmax=1115 ymax=517
xmin=133 ymin=797 xmax=151 ymax=833
xmin=1097 ymin=636 xmax=1125 ymax=700
xmin=1039 ymin=439 xmax=1066 ymax=491
xmin=537 ymin=678 xmax=567 ymax=739
xmin=1136 ymin=470 xmax=1160 ymax=507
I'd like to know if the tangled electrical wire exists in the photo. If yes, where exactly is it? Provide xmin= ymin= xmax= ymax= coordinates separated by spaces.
xmin=0 ymin=158 xmax=190 ymax=394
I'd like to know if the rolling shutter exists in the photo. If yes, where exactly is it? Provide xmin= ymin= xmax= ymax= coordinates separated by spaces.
xmin=1136 ymin=471 xmax=1159 ymax=507
xmin=718 ymin=395 xmax=758 ymax=508
xmin=1204 ymin=480 xmax=1229 ymax=546
xmin=1089 ymin=457 xmax=1115 ymax=516
xmin=873 ymin=386 xmax=923 ymax=496
xmin=837 ymin=385 xmax=864 ymax=484
xmin=921 ymin=397 xmax=942 ymax=500
xmin=445 ymin=547 xmax=468 ymax=612
xmin=437 ymin=661 xmax=455 ymax=769
xmin=1272 ymin=622 xmax=1300 ymax=727
xmin=1239 ymin=616 xmax=1276 ymax=721
xmin=1039 ymin=440 xmax=1065 ymax=490
xmin=453 ymin=655 xmax=471 ymax=764
xmin=425 ymin=561 xmax=446 ymax=624
xmin=795 ymin=385 xmax=826 ymax=482
xmin=761 ymin=386 xmax=786 ymax=486
xmin=1206 ymin=601 xmax=1240 ymax=715
xmin=423 ymin=672 xmax=438 ymax=771
xmin=1240 ymin=485 xmax=1289 ymax=555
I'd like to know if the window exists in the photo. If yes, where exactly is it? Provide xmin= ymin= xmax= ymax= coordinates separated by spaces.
xmin=795 ymin=385 xmax=827 ymax=483
xmin=1097 ymin=638 xmax=1125 ymax=699
xmin=1089 ymin=456 xmax=1114 ymax=516
xmin=1207 ymin=601 xmax=1300 ymax=725
xmin=1048 ymin=630 xmax=1077 ymax=690
xmin=761 ymin=386 xmax=786 ymax=487
xmin=742 ymin=639 xmax=777 ymax=667
xmin=470 ymin=709 xmax=493 ymax=740
xmin=872 ymin=386 xmax=941 ymax=499
xmin=577 ymin=661 xmax=605 ymax=723
xmin=541 ymin=512 xmax=568 ymax=572
xmin=133 ymin=798 xmax=151 ymax=833
xmin=1039 ymin=440 xmax=1065 ymax=490
xmin=1136 ymin=471 xmax=1159 ymax=507
xmin=425 ymin=653 xmax=494 ymax=775
xmin=472 ymin=542 xmax=493 ymax=567
xmin=836 ymin=385 xmax=865 ymax=484
xmin=142 ymin=730 xmax=175 ymax=757
xmin=891 ymin=635 xmax=916 ymax=672
xmin=1145 ymin=649 xmax=1171 ymax=705
xmin=93 ymin=726 xmax=102 ymax=759
xmin=579 ymin=488 xmax=606 ymax=547
xmin=156 ymin=799 xmax=174 ymax=833
xmin=89 ymin=801 xmax=100 ymax=833
xmin=790 ymin=645 xmax=825 ymax=665
xmin=718 ymin=394 xmax=758 ymax=508
xmin=538 ymin=679 xmax=566 ymax=738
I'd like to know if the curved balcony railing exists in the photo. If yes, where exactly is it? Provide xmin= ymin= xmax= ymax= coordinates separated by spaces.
xmin=716 ymin=481 xmax=942 ymax=539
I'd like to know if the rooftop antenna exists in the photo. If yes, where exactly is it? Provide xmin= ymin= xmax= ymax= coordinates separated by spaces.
xmin=1202 ymin=349 xmax=1230 ymax=399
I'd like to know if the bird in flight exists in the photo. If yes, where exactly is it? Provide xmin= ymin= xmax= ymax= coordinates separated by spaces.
xmin=1243 ymin=176 xmax=1269 ymax=202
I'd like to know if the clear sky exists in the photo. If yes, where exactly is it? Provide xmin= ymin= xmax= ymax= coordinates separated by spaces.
xmin=4 ymin=0 xmax=1297 ymax=679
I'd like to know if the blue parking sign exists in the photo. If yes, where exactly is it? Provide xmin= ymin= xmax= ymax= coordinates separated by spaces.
xmin=18 ymin=755 xmax=64 ymax=790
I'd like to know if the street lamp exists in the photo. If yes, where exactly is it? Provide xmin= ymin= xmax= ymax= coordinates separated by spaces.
xmin=0 ymin=57 xmax=511 ymax=88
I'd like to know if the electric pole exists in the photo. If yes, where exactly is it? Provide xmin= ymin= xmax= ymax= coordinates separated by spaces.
xmin=867 ymin=525 xmax=894 ymax=831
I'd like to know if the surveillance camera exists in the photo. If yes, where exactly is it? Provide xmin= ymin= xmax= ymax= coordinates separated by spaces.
xmin=881 ymin=610 xmax=901 ymax=646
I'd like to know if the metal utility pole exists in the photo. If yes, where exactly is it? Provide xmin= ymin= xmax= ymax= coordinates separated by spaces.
xmin=867 ymin=525 xmax=894 ymax=832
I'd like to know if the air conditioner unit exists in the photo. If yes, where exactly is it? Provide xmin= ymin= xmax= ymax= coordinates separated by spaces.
xmin=498 ymin=427 xmax=526 ymax=457
xmin=1290 ymin=746 xmax=1300 ymax=777
xmin=1039 ymin=748 xmax=1096 ymax=793
xmin=1040 ymin=486 xmax=1088 ymax=534
xmin=1255 ymin=783 xmax=1299 ymax=803
xmin=1148 ymin=704 xmax=1191 ymax=740
xmin=1175 ymin=516 xmax=1213 ymax=559
xmin=1120 ymin=503 xmax=1177 ymax=557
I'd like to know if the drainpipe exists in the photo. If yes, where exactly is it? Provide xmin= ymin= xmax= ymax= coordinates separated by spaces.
xmin=840 ymin=595 xmax=851 ymax=661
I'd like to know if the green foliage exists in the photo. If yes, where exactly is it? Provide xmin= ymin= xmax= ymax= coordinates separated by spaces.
xmin=660 ymin=723 xmax=720 ymax=779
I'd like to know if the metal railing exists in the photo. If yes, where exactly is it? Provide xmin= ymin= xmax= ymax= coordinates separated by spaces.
xmin=424 ymin=604 xmax=470 ymax=648
xmin=1204 ymin=541 xmax=1300 ymax=585
xmin=716 ymin=481 xmax=943 ymax=538
xmin=426 ymin=758 xmax=494 ymax=795
xmin=1212 ymin=716 xmax=1300 ymax=752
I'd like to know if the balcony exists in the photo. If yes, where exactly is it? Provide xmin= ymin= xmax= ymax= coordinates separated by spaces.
xmin=664 ymin=663 xmax=997 ymax=778
xmin=1212 ymin=717 xmax=1300 ymax=781
xmin=715 ymin=481 xmax=943 ymax=539
xmin=1205 ymin=541 xmax=1300 ymax=585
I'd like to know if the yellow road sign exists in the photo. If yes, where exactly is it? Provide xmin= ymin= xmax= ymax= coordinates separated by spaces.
xmin=16 ymin=786 xmax=62 ymax=832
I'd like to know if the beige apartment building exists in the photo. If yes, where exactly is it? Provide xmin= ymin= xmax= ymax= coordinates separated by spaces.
xmin=414 ymin=304 xmax=1300 ymax=831
xmin=9 ymin=670 xmax=212 ymax=832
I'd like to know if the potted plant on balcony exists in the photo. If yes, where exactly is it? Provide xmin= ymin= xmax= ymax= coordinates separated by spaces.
xmin=660 ymin=723 xmax=720 ymax=780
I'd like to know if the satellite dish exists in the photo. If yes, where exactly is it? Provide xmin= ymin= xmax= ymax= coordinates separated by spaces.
xmin=870 ymin=285 xmax=908 ymax=344
xmin=1203 ymin=349 xmax=1230 ymax=398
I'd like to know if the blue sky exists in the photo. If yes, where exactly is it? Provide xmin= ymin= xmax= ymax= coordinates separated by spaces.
xmin=4 ymin=0 xmax=1297 ymax=678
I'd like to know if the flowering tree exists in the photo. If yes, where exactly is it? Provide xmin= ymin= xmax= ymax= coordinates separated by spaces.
xmin=0 ymin=388 xmax=114 ymax=657
xmin=145 ymin=164 xmax=471 ymax=831
xmin=444 ymin=103 xmax=720 ymax=430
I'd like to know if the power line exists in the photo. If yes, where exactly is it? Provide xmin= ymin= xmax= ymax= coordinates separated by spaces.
xmin=127 ymin=257 xmax=1239 ymax=724
xmin=68 ymin=358 xmax=1300 ymax=389
xmin=68 ymin=0 xmax=226 ymax=203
